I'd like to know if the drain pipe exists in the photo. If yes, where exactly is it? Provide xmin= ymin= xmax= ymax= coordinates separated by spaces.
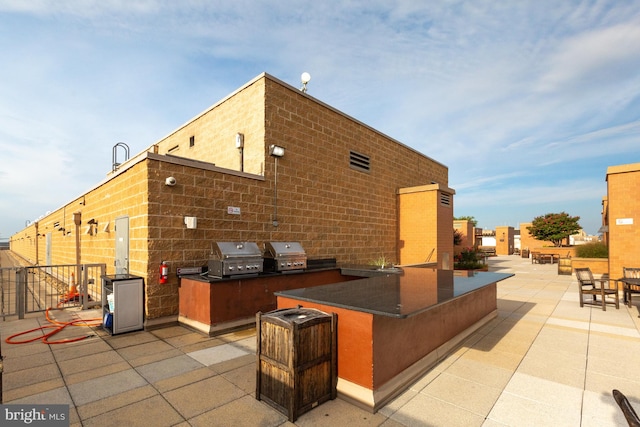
xmin=73 ymin=211 xmax=82 ymax=303
xmin=34 ymin=221 xmax=39 ymax=266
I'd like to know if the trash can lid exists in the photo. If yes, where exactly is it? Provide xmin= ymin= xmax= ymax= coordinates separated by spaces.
xmin=263 ymin=307 xmax=330 ymax=324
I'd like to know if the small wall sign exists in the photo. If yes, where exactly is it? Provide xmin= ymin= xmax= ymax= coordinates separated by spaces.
xmin=227 ymin=206 xmax=241 ymax=215
xmin=616 ymin=218 xmax=634 ymax=225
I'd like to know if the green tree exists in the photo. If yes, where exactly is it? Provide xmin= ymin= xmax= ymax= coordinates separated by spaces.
xmin=454 ymin=216 xmax=478 ymax=226
xmin=453 ymin=229 xmax=464 ymax=246
xmin=527 ymin=212 xmax=581 ymax=247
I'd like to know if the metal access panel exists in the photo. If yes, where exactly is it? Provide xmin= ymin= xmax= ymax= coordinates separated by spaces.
xmin=102 ymin=275 xmax=144 ymax=335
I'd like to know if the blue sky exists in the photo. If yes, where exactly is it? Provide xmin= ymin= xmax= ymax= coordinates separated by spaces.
xmin=1 ymin=1 xmax=639 ymax=239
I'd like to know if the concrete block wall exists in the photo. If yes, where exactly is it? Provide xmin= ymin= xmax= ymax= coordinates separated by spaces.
xmin=262 ymin=77 xmax=449 ymax=265
xmin=153 ymin=77 xmax=266 ymax=175
xmin=606 ymin=163 xmax=640 ymax=280
xmin=454 ymin=220 xmax=475 ymax=251
xmin=495 ymin=226 xmax=514 ymax=255
xmin=10 ymin=161 xmax=153 ymax=311
xmin=11 ymin=73 xmax=452 ymax=319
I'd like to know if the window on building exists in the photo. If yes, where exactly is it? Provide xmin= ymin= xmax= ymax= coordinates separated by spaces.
xmin=189 ymin=136 xmax=195 ymax=147
xmin=349 ymin=151 xmax=370 ymax=173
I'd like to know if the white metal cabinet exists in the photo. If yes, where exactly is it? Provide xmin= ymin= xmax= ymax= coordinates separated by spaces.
xmin=102 ymin=275 xmax=144 ymax=335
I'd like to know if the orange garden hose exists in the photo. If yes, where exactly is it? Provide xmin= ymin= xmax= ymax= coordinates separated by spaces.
xmin=5 ymin=307 xmax=102 ymax=345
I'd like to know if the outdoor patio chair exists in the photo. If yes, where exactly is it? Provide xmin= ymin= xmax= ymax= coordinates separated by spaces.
xmin=622 ymin=267 xmax=640 ymax=308
xmin=531 ymin=252 xmax=541 ymax=264
xmin=575 ymin=267 xmax=619 ymax=311
xmin=612 ymin=389 xmax=640 ymax=427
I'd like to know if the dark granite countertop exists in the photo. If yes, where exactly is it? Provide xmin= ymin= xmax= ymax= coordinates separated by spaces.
xmin=275 ymin=267 xmax=513 ymax=318
xmin=179 ymin=266 xmax=340 ymax=283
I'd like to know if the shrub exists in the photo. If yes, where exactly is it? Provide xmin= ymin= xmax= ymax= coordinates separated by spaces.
xmin=453 ymin=229 xmax=463 ymax=246
xmin=454 ymin=247 xmax=484 ymax=270
xmin=575 ymin=242 xmax=608 ymax=258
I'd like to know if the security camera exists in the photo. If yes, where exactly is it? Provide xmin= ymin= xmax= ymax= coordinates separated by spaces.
xmin=165 ymin=177 xmax=177 ymax=186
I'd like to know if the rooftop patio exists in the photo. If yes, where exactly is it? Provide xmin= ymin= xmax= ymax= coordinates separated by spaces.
xmin=1 ymin=255 xmax=639 ymax=426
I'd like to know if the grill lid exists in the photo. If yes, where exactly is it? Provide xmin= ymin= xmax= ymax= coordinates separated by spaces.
xmin=212 ymin=242 xmax=262 ymax=259
xmin=265 ymin=242 xmax=306 ymax=258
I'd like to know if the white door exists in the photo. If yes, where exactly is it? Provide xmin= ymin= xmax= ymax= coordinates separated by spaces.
xmin=46 ymin=232 xmax=52 ymax=265
xmin=115 ymin=216 xmax=129 ymax=275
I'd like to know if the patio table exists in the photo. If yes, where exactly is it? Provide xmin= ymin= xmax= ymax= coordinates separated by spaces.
xmin=617 ymin=277 xmax=640 ymax=307
xmin=538 ymin=254 xmax=557 ymax=264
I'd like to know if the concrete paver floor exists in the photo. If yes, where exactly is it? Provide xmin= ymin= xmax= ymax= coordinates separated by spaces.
xmin=1 ymin=255 xmax=639 ymax=426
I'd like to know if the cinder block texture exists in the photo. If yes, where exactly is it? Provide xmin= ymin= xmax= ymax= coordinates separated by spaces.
xmin=11 ymin=74 xmax=451 ymax=319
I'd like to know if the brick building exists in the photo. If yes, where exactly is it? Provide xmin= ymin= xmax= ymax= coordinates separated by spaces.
xmin=604 ymin=162 xmax=640 ymax=280
xmin=10 ymin=73 xmax=454 ymax=324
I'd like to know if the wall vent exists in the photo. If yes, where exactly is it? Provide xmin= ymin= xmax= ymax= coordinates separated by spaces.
xmin=349 ymin=151 xmax=370 ymax=173
xmin=440 ymin=193 xmax=452 ymax=207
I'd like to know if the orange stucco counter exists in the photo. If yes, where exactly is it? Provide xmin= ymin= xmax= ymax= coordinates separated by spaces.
xmin=178 ymin=268 xmax=360 ymax=335
xmin=275 ymin=268 xmax=513 ymax=412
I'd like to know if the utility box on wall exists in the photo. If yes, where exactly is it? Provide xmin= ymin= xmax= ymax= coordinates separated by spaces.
xmin=256 ymin=308 xmax=337 ymax=422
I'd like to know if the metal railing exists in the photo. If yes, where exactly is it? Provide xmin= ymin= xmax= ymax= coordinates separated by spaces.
xmin=0 ymin=264 xmax=105 ymax=320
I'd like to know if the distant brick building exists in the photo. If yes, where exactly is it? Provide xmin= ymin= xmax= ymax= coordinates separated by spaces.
xmin=605 ymin=162 xmax=640 ymax=280
xmin=11 ymin=73 xmax=454 ymax=323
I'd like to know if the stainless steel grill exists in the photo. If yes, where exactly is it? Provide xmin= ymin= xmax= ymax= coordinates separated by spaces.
xmin=208 ymin=242 xmax=263 ymax=277
xmin=264 ymin=242 xmax=307 ymax=273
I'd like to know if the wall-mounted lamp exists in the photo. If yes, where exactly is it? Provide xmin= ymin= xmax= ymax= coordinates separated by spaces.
xmin=86 ymin=218 xmax=98 ymax=235
xmin=236 ymin=133 xmax=244 ymax=172
xmin=300 ymin=72 xmax=311 ymax=93
xmin=184 ymin=216 xmax=197 ymax=229
xmin=269 ymin=145 xmax=285 ymax=227
xmin=269 ymin=145 xmax=285 ymax=158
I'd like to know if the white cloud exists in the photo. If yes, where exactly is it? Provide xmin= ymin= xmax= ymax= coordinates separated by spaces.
xmin=536 ymin=22 xmax=640 ymax=93
xmin=0 ymin=1 xmax=639 ymax=236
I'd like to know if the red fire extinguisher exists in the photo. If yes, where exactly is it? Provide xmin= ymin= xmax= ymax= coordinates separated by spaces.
xmin=159 ymin=261 xmax=169 ymax=284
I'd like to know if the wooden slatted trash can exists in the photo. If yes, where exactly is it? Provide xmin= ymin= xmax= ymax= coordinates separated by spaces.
xmin=558 ymin=258 xmax=572 ymax=275
xmin=256 ymin=307 xmax=337 ymax=422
